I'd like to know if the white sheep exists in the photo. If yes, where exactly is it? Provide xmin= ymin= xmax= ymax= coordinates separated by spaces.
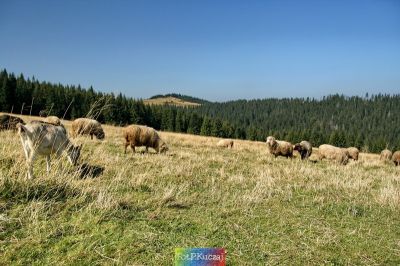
xmin=217 ymin=139 xmax=234 ymax=148
xmin=318 ymin=144 xmax=349 ymax=165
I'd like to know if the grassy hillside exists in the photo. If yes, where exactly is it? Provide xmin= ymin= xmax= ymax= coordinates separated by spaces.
xmin=144 ymin=96 xmax=201 ymax=107
xmin=0 ymin=114 xmax=399 ymax=265
xmin=148 ymin=93 xmax=210 ymax=104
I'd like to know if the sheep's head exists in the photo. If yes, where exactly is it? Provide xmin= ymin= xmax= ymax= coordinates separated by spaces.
xmin=266 ymin=136 xmax=276 ymax=146
xmin=96 ymin=129 xmax=105 ymax=140
xmin=159 ymin=142 xmax=169 ymax=153
xmin=293 ymin=143 xmax=302 ymax=151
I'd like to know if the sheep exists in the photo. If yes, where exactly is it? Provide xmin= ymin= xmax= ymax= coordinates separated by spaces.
xmin=318 ymin=144 xmax=349 ymax=165
xmin=43 ymin=116 xmax=61 ymax=126
xmin=0 ymin=114 xmax=24 ymax=131
xmin=71 ymin=118 xmax=105 ymax=140
xmin=31 ymin=116 xmax=63 ymax=127
xmin=266 ymin=136 xmax=293 ymax=158
xmin=346 ymin=147 xmax=360 ymax=161
xmin=392 ymin=151 xmax=400 ymax=166
xmin=380 ymin=149 xmax=393 ymax=161
xmin=293 ymin=140 xmax=312 ymax=160
xmin=217 ymin=139 xmax=234 ymax=148
xmin=17 ymin=122 xmax=82 ymax=179
xmin=123 ymin=125 xmax=168 ymax=154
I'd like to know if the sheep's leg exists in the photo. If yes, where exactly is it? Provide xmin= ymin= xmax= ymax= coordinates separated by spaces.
xmin=21 ymin=144 xmax=28 ymax=159
xmin=131 ymin=145 xmax=135 ymax=154
xmin=27 ymin=152 xmax=36 ymax=179
xmin=90 ymin=134 xmax=93 ymax=140
xmin=22 ymin=145 xmax=30 ymax=160
xmin=124 ymin=142 xmax=129 ymax=154
xmin=46 ymin=155 xmax=51 ymax=173
xmin=145 ymin=147 xmax=149 ymax=153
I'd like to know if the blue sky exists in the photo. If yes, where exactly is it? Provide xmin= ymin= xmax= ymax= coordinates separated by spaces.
xmin=1 ymin=0 xmax=399 ymax=101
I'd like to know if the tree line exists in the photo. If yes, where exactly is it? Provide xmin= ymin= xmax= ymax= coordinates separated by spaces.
xmin=1 ymin=69 xmax=399 ymax=152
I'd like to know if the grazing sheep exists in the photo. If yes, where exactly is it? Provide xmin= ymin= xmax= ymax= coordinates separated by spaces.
xmin=31 ymin=116 xmax=63 ymax=128
xmin=0 ymin=114 xmax=24 ymax=131
xmin=17 ymin=122 xmax=82 ymax=179
xmin=123 ymin=125 xmax=168 ymax=154
xmin=44 ymin=116 xmax=61 ymax=126
xmin=293 ymin=140 xmax=313 ymax=160
xmin=71 ymin=118 xmax=105 ymax=140
xmin=318 ymin=144 xmax=349 ymax=165
xmin=392 ymin=151 xmax=400 ymax=166
xmin=380 ymin=149 xmax=393 ymax=161
xmin=266 ymin=136 xmax=293 ymax=158
xmin=346 ymin=147 xmax=360 ymax=161
xmin=217 ymin=139 xmax=234 ymax=148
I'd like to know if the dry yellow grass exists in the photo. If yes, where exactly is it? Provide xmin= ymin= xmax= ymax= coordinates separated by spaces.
xmin=143 ymin=96 xmax=201 ymax=106
xmin=1 ymin=112 xmax=399 ymax=264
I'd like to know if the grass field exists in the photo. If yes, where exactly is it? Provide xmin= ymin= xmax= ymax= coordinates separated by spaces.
xmin=143 ymin=96 xmax=201 ymax=107
xmin=0 ymin=114 xmax=399 ymax=265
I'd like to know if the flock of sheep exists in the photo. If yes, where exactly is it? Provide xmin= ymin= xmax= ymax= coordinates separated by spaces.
xmin=263 ymin=135 xmax=400 ymax=166
xmin=0 ymin=113 xmax=399 ymax=179
xmin=0 ymin=114 xmax=168 ymax=179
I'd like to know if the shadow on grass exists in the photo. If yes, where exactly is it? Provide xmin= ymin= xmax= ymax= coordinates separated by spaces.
xmin=76 ymin=163 xmax=104 ymax=179
xmin=0 ymin=177 xmax=82 ymax=202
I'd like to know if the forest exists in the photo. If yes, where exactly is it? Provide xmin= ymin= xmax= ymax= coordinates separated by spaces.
xmin=1 ymin=69 xmax=399 ymax=152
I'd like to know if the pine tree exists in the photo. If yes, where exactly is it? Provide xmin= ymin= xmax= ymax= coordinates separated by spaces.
xmin=200 ymin=117 xmax=212 ymax=136
xmin=211 ymin=118 xmax=223 ymax=137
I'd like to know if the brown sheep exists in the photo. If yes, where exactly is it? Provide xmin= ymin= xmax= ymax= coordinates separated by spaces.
xmin=71 ymin=118 xmax=105 ymax=140
xmin=293 ymin=140 xmax=312 ymax=160
xmin=318 ymin=144 xmax=349 ymax=165
xmin=392 ymin=151 xmax=400 ymax=166
xmin=123 ymin=125 xmax=168 ymax=154
xmin=217 ymin=139 xmax=234 ymax=148
xmin=0 ymin=114 xmax=25 ymax=131
xmin=266 ymin=136 xmax=293 ymax=158
xmin=380 ymin=149 xmax=392 ymax=161
xmin=346 ymin=147 xmax=359 ymax=161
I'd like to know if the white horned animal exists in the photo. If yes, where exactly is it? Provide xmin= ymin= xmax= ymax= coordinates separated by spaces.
xmin=17 ymin=122 xmax=82 ymax=179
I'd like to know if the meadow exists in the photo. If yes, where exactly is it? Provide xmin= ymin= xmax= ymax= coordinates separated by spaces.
xmin=0 ymin=114 xmax=399 ymax=265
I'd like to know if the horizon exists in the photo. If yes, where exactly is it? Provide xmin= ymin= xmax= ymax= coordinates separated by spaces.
xmin=1 ymin=67 xmax=400 ymax=104
xmin=1 ymin=0 xmax=399 ymax=101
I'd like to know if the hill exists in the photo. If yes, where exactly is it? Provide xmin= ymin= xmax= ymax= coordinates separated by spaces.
xmin=148 ymin=93 xmax=210 ymax=105
xmin=143 ymin=96 xmax=201 ymax=107
xmin=1 ymin=113 xmax=399 ymax=264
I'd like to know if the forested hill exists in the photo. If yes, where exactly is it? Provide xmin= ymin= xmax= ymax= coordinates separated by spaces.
xmin=1 ymin=68 xmax=399 ymax=152
xmin=195 ymin=95 xmax=400 ymax=152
